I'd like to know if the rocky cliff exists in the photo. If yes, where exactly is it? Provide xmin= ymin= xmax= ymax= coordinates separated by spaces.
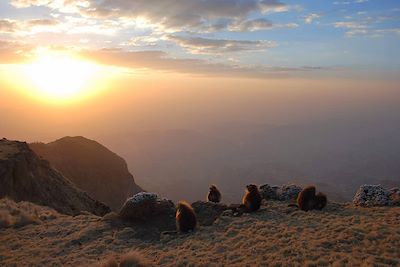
xmin=30 ymin=136 xmax=142 ymax=210
xmin=0 ymin=138 xmax=110 ymax=216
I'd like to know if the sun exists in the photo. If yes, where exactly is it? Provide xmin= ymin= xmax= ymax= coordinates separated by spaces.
xmin=22 ymin=50 xmax=100 ymax=101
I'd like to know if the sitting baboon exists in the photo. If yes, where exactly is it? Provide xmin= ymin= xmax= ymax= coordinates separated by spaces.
xmin=242 ymin=184 xmax=262 ymax=212
xmin=297 ymin=186 xmax=317 ymax=211
xmin=176 ymin=201 xmax=197 ymax=232
xmin=295 ymin=186 xmax=327 ymax=211
xmin=207 ymin=184 xmax=222 ymax=203
xmin=314 ymin=192 xmax=327 ymax=210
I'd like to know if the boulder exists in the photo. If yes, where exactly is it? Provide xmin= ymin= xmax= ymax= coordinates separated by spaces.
xmin=259 ymin=184 xmax=279 ymax=200
xmin=353 ymin=185 xmax=392 ymax=206
xmin=259 ymin=184 xmax=302 ymax=201
xmin=277 ymin=184 xmax=302 ymax=201
xmin=119 ymin=192 xmax=175 ymax=230
xmin=191 ymin=201 xmax=229 ymax=226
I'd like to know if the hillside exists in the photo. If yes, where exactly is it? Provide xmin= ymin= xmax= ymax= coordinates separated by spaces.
xmin=30 ymin=136 xmax=142 ymax=211
xmin=0 ymin=198 xmax=399 ymax=266
xmin=0 ymin=139 xmax=110 ymax=216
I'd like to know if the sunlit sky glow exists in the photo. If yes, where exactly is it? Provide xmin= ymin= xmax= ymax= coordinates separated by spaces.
xmin=0 ymin=0 xmax=399 ymax=102
xmin=1 ymin=0 xmax=399 ymax=72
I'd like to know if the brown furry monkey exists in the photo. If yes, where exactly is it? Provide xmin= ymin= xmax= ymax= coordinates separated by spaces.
xmin=293 ymin=186 xmax=328 ymax=211
xmin=314 ymin=192 xmax=327 ymax=210
xmin=297 ymin=186 xmax=317 ymax=211
xmin=242 ymin=184 xmax=262 ymax=212
xmin=207 ymin=184 xmax=222 ymax=203
xmin=176 ymin=201 xmax=197 ymax=232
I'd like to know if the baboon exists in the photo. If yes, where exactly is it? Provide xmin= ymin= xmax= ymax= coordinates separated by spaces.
xmin=297 ymin=186 xmax=317 ymax=211
xmin=242 ymin=184 xmax=262 ymax=212
xmin=314 ymin=192 xmax=327 ymax=210
xmin=176 ymin=201 xmax=197 ymax=232
xmin=295 ymin=186 xmax=328 ymax=211
xmin=207 ymin=184 xmax=222 ymax=203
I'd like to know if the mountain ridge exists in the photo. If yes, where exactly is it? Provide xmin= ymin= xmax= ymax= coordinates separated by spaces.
xmin=30 ymin=136 xmax=142 ymax=211
xmin=0 ymin=138 xmax=110 ymax=216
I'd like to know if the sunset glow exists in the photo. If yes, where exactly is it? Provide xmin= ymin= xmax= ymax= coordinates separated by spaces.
xmin=18 ymin=50 xmax=101 ymax=101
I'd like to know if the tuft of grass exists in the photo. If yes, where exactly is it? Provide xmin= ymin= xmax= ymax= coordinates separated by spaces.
xmin=90 ymin=251 xmax=151 ymax=267
xmin=119 ymin=251 xmax=151 ymax=267
xmin=0 ymin=198 xmax=43 ymax=228
xmin=0 ymin=210 xmax=13 ymax=228
xmin=96 ymin=257 xmax=119 ymax=267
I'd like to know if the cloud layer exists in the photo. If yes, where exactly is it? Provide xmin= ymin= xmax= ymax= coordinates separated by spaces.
xmin=1 ymin=0 xmax=399 ymax=78
xmin=168 ymin=36 xmax=276 ymax=54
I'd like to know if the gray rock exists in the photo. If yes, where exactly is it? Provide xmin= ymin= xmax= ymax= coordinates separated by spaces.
xmin=277 ymin=184 xmax=302 ymax=201
xmin=259 ymin=184 xmax=302 ymax=201
xmin=191 ymin=201 xmax=229 ymax=226
xmin=259 ymin=184 xmax=279 ymax=200
xmin=119 ymin=192 xmax=175 ymax=221
xmin=353 ymin=185 xmax=391 ymax=206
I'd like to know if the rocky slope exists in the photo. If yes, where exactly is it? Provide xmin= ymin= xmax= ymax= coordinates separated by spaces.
xmin=0 ymin=198 xmax=398 ymax=266
xmin=30 ymin=136 xmax=142 ymax=211
xmin=0 ymin=139 xmax=110 ymax=216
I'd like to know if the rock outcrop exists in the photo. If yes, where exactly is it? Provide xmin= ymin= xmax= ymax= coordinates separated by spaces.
xmin=119 ymin=192 xmax=175 ymax=230
xmin=191 ymin=201 xmax=229 ymax=226
xmin=353 ymin=184 xmax=400 ymax=206
xmin=0 ymin=139 xmax=110 ymax=216
xmin=259 ymin=184 xmax=302 ymax=201
xmin=30 ymin=136 xmax=142 ymax=211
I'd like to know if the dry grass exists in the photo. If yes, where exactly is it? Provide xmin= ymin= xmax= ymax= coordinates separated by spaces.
xmin=0 ymin=200 xmax=399 ymax=266
xmin=119 ymin=251 xmax=151 ymax=267
xmin=0 ymin=198 xmax=58 ymax=229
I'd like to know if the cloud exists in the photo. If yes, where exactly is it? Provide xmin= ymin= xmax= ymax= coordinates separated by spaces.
xmin=11 ymin=0 xmax=289 ymax=33
xmin=228 ymin=18 xmax=298 ymax=32
xmin=304 ymin=13 xmax=321 ymax=24
xmin=0 ymin=40 xmax=330 ymax=79
xmin=259 ymin=0 xmax=288 ymax=12
xmin=27 ymin=19 xmax=59 ymax=26
xmin=374 ymin=28 xmax=400 ymax=35
xmin=333 ymin=0 xmax=368 ymax=4
xmin=80 ymin=48 xmax=326 ymax=79
xmin=168 ymin=36 xmax=276 ymax=54
xmin=229 ymin=18 xmax=273 ymax=31
xmin=334 ymin=21 xmax=400 ymax=37
xmin=10 ymin=0 xmax=48 ymax=8
xmin=10 ymin=0 xmax=89 ymax=12
xmin=0 ymin=20 xmax=18 ymax=33
xmin=0 ymin=40 xmax=33 ymax=64
xmin=334 ymin=21 xmax=367 ymax=29
xmin=0 ymin=18 xmax=60 ymax=35
xmin=334 ymin=21 xmax=368 ymax=37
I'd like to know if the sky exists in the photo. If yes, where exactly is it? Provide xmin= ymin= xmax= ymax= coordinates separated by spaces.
xmin=0 ymin=0 xmax=400 ymax=142
xmin=0 ymin=0 xmax=399 ymax=78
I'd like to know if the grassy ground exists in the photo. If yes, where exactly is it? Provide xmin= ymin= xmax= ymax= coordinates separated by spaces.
xmin=0 ymin=199 xmax=399 ymax=266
